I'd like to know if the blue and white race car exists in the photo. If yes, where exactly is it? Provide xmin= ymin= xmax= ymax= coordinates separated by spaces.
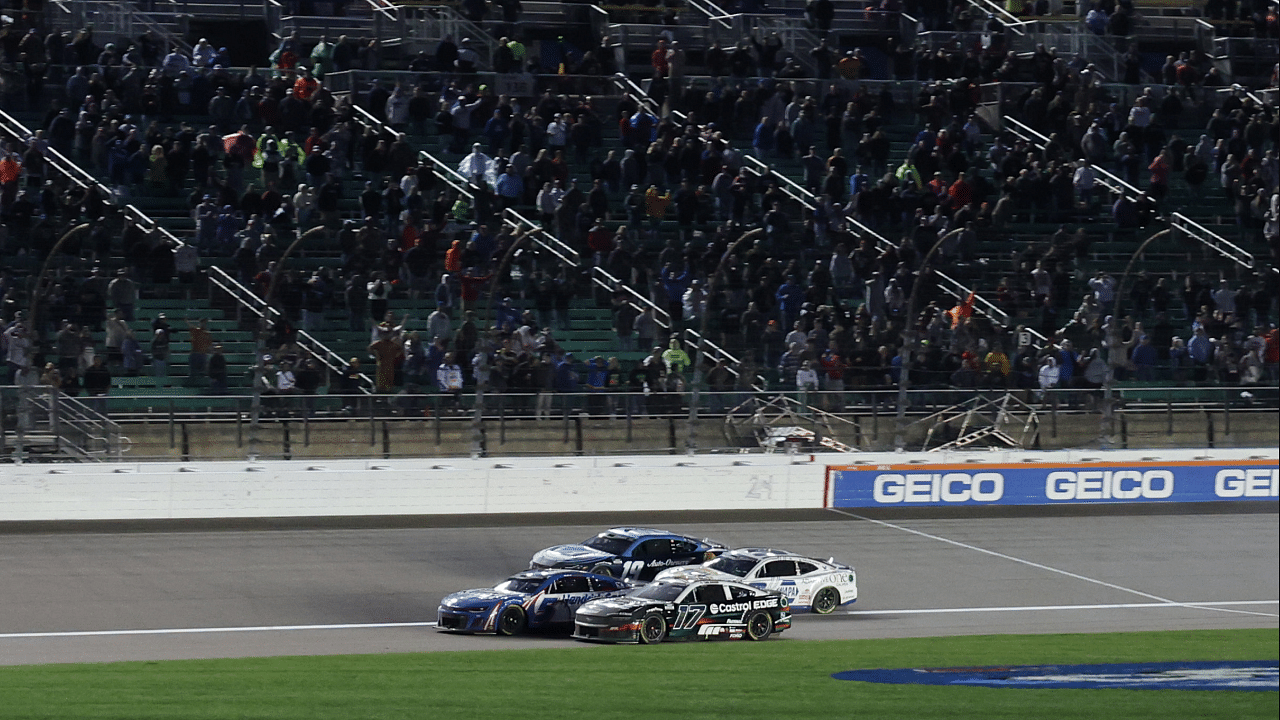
xmin=437 ymin=570 xmax=632 ymax=635
xmin=653 ymin=548 xmax=857 ymax=614
xmin=529 ymin=527 xmax=726 ymax=582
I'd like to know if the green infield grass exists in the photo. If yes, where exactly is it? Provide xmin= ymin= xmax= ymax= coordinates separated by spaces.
xmin=0 ymin=628 xmax=1275 ymax=719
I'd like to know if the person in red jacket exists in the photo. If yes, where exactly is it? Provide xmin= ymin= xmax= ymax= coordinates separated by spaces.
xmin=459 ymin=267 xmax=492 ymax=312
xmin=948 ymin=171 xmax=973 ymax=208
xmin=293 ymin=66 xmax=320 ymax=102
xmin=651 ymin=39 xmax=669 ymax=77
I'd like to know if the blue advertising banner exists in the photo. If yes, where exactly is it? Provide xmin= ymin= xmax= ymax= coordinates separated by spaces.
xmin=831 ymin=660 xmax=1280 ymax=691
xmin=826 ymin=460 xmax=1279 ymax=508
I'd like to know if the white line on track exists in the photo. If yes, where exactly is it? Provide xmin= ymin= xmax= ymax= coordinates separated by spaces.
xmin=827 ymin=508 xmax=1278 ymax=618
xmin=843 ymin=600 xmax=1280 ymax=616
xmin=0 ymin=622 xmax=438 ymax=639
xmin=1 ymin=601 xmax=1274 ymax=640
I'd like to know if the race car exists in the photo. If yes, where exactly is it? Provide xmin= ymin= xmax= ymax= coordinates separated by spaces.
xmin=529 ymin=527 xmax=726 ymax=582
xmin=653 ymin=548 xmax=857 ymax=614
xmin=573 ymin=577 xmax=791 ymax=644
xmin=437 ymin=570 xmax=632 ymax=635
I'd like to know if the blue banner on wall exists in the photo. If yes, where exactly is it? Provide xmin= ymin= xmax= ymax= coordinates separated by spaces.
xmin=827 ymin=460 xmax=1279 ymax=508
xmin=832 ymin=660 xmax=1280 ymax=691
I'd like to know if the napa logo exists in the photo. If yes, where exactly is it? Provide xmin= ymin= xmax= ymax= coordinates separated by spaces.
xmin=832 ymin=661 xmax=1279 ymax=691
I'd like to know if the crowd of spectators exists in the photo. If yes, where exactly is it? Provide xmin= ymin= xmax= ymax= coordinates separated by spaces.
xmin=0 ymin=3 xmax=1277 ymax=417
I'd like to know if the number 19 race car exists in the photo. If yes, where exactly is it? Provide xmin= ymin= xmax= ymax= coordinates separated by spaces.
xmin=653 ymin=548 xmax=858 ymax=614
xmin=437 ymin=570 xmax=631 ymax=635
xmin=573 ymin=578 xmax=791 ymax=644
xmin=529 ymin=527 xmax=726 ymax=582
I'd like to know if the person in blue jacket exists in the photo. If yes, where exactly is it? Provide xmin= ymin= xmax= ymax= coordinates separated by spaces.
xmin=553 ymin=352 xmax=580 ymax=412
xmin=660 ymin=263 xmax=692 ymax=328
xmin=775 ymin=275 xmax=805 ymax=330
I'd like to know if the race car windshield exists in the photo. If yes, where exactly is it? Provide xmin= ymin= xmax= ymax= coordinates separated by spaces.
xmin=630 ymin=583 xmax=685 ymax=601
xmin=706 ymin=556 xmax=757 ymax=577
xmin=583 ymin=534 xmax=632 ymax=555
xmin=495 ymin=578 xmax=544 ymax=594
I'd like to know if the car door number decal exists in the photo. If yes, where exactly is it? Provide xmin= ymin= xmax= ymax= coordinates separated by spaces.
xmin=621 ymin=560 xmax=646 ymax=578
xmin=672 ymin=604 xmax=707 ymax=630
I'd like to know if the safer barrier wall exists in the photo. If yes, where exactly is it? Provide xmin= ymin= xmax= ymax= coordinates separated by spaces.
xmin=826 ymin=451 xmax=1278 ymax=508
xmin=2 ymin=449 xmax=1274 ymax=522
xmin=0 ymin=455 xmax=822 ymax=522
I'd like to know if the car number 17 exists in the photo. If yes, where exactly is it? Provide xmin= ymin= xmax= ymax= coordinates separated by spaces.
xmin=672 ymin=604 xmax=707 ymax=630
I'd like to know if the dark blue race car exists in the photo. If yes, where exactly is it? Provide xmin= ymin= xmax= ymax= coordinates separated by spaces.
xmin=529 ymin=527 xmax=726 ymax=583
xmin=437 ymin=570 xmax=632 ymax=635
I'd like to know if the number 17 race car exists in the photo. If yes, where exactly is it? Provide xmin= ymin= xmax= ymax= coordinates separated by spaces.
xmin=573 ymin=578 xmax=791 ymax=644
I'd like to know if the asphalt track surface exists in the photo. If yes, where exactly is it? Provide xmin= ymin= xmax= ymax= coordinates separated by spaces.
xmin=1 ymin=507 xmax=1276 ymax=666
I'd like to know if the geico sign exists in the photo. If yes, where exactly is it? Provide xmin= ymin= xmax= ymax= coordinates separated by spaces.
xmin=872 ymin=473 xmax=1004 ymax=503
xmin=1214 ymin=469 xmax=1279 ymax=498
xmin=1046 ymin=470 xmax=1173 ymax=501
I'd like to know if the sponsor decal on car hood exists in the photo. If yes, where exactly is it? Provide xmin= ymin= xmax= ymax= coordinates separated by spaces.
xmin=533 ymin=545 xmax=614 ymax=567
xmin=578 ymin=596 xmax=652 ymax=615
xmin=440 ymin=589 xmax=520 ymax=608
xmin=653 ymin=567 xmax=730 ymax=583
xmin=832 ymin=661 xmax=1280 ymax=691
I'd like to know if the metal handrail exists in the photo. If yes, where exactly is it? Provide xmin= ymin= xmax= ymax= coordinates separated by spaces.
xmin=740 ymin=155 xmax=1030 ymax=340
xmin=0 ymin=109 xmax=112 ymax=198
xmin=592 ymin=266 xmax=671 ymax=327
xmin=206 ymin=266 xmax=373 ymax=389
xmin=1170 ymin=212 xmax=1254 ymax=269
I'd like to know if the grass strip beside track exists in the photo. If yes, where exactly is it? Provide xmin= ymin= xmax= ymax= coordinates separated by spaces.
xmin=0 ymin=629 xmax=1275 ymax=719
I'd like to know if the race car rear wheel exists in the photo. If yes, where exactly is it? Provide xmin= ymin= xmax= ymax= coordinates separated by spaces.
xmin=744 ymin=610 xmax=773 ymax=641
xmin=590 ymin=563 xmax=615 ymax=577
xmin=812 ymin=587 xmax=840 ymax=615
xmin=638 ymin=611 xmax=667 ymax=644
xmin=496 ymin=605 xmax=526 ymax=636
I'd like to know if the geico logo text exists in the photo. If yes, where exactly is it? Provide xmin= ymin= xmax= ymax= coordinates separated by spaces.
xmin=1214 ymin=468 xmax=1279 ymax=498
xmin=1045 ymin=470 xmax=1173 ymax=500
xmin=872 ymin=473 xmax=1004 ymax=503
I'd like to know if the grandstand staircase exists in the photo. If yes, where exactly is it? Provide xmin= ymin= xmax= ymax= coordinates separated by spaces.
xmin=1 ymin=388 xmax=129 ymax=463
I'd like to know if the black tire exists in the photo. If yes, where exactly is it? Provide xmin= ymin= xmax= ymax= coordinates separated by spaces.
xmin=496 ymin=605 xmax=526 ymax=636
xmin=744 ymin=610 xmax=773 ymax=641
xmin=637 ymin=610 xmax=668 ymax=644
xmin=812 ymin=586 xmax=840 ymax=615
xmin=590 ymin=563 xmax=615 ymax=578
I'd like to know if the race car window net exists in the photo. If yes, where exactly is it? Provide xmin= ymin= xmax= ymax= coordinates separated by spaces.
xmin=590 ymin=577 xmax=620 ymax=592
xmin=760 ymin=561 xmax=800 ymax=578
xmin=632 ymin=583 xmax=684 ymax=602
xmin=796 ymin=561 xmax=820 ymax=575
xmin=706 ymin=556 xmax=756 ymax=578
xmin=552 ymin=576 xmax=591 ymax=594
xmin=691 ymin=586 xmax=728 ymax=604
xmin=671 ymin=540 xmax=699 ymax=554
xmin=583 ymin=535 xmax=632 ymax=555
xmin=496 ymin=578 xmax=544 ymax=594
xmin=633 ymin=539 xmax=672 ymax=558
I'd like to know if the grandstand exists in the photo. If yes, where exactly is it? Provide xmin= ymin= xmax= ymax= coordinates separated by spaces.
xmin=0 ymin=0 xmax=1275 ymax=461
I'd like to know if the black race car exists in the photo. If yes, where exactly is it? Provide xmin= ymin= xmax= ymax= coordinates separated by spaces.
xmin=529 ymin=526 xmax=726 ymax=583
xmin=572 ymin=578 xmax=792 ymax=644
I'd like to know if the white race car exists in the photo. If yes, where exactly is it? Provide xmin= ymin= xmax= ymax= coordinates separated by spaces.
xmin=653 ymin=548 xmax=857 ymax=614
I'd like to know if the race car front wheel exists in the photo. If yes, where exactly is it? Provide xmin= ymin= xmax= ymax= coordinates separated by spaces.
xmin=638 ymin=611 xmax=667 ymax=644
xmin=590 ymin=563 xmax=615 ymax=578
xmin=744 ymin=610 xmax=773 ymax=641
xmin=812 ymin=587 xmax=840 ymax=615
xmin=497 ymin=606 xmax=526 ymax=636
